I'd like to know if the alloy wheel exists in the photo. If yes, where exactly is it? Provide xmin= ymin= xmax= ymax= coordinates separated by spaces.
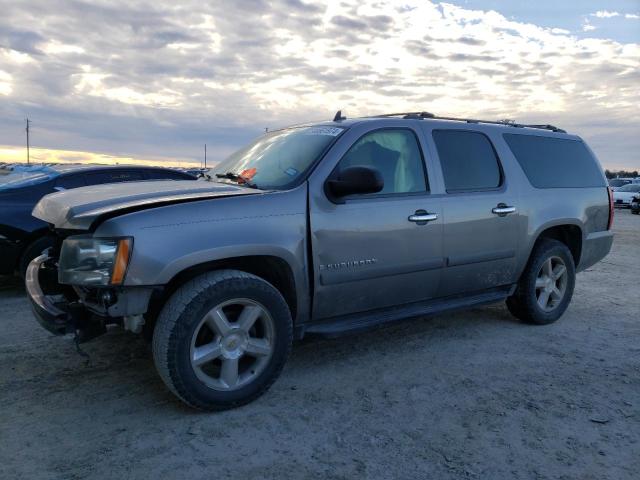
xmin=535 ymin=256 xmax=568 ymax=312
xmin=190 ymin=299 xmax=275 ymax=391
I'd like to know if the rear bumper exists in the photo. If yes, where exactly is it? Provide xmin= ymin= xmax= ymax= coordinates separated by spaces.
xmin=578 ymin=230 xmax=614 ymax=272
xmin=25 ymin=254 xmax=73 ymax=335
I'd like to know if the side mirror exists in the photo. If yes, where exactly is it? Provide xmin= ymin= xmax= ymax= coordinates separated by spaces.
xmin=327 ymin=166 xmax=384 ymax=197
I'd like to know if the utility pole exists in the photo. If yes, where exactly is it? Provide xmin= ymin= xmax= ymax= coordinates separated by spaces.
xmin=204 ymin=144 xmax=207 ymax=169
xmin=25 ymin=118 xmax=31 ymax=164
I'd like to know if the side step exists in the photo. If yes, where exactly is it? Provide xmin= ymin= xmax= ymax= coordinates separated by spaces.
xmin=302 ymin=286 xmax=513 ymax=338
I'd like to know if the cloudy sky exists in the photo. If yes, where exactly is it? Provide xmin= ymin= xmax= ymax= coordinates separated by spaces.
xmin=0 ymin=0 xmax=638 ymax=169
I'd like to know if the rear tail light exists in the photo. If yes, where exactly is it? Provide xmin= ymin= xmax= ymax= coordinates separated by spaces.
xmin=607 ymin=187 xmax=614 ymax=230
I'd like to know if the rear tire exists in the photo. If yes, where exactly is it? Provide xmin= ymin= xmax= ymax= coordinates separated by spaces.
xmin=507 ymin=238 xmax=575 ymax=325
xmin=152 ymin=269 xmax=293 ymax=410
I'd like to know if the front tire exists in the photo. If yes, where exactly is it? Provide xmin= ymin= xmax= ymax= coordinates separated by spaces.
xmin=152 ymin=270 xmax=293 ymax=410
xmin=507 ymin=239 xmax=575 ymax=325
xmin=19 ymin=236 xmax=54 ymax=279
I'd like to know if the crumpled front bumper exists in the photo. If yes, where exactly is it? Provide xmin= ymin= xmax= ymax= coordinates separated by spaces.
xmin=25 ymin=254 xmax=73 ymax=335
xmin=26 ymin=253 xmax=155 ymax=341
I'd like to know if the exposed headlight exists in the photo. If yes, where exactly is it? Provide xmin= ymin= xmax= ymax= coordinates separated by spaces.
xmin=59 ymin=235 xmax=132 ymax=286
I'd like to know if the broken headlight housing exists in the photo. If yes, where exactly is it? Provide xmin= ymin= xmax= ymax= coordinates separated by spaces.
xmin=58 ymin=235 xmax=132 ymax=286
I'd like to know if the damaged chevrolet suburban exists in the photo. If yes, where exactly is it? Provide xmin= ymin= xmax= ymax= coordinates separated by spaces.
xmin=26 ymin=112 xmax=614 ymax=410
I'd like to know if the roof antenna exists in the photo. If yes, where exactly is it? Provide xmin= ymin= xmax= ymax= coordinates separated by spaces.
xmin=333 ymin=110 xmax=346 ymax=122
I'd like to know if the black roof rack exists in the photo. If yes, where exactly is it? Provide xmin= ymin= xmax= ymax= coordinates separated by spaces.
xmin=522 ymin=124 xmax=566 ymax=133
xmin=367 ymin=112 xmax=566 ymax=133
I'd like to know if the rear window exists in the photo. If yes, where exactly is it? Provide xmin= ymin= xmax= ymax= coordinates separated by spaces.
xmin=432 ymin=130 xmax=502 ymax=192
xmin=617 ymin=184 xmax=640 ymax=193
xmin=55 ymin=174 xmax=86 ymax=189
xmin=85 ymin=170 xmax=145 ymax=185
xmin=503 ymin=134 xmax=605 ymax=188
xmin=143 ymin=170 xmax=193 ymax=181
xmin=609 ymin=179 xmax=631 ymax=188
xmin=0 ymin=166 xmax=58 ymax=191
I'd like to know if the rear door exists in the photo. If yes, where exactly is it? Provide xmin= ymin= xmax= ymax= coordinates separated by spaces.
xmin=308 ymin=125 xmax=444 ymax=320
xmin=426 ymin=128 xmax=519 ymax=296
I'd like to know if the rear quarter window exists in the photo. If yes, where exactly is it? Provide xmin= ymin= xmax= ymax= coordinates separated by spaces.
xmin=503 ymin=134 xmax=605 ymax=188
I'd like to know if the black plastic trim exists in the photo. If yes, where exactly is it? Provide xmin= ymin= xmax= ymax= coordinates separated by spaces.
xmin=447 ymin=249 xmax=515 ymax=267
xmin=303 ymin=285 xmax=513 ymax=337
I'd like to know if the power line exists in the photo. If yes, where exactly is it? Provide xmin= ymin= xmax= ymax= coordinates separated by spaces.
xmin=25 ymin=118 xmax=32 ymax=164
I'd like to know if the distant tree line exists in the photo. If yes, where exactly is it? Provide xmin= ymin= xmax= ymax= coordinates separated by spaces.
xmin=605 ymin=169 xmax=638 ymax=179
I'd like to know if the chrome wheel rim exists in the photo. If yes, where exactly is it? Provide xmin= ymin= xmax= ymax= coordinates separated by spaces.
xmin=535 ymin=256 xmax=568 ymax=312
xmin=190 ymin=299 xmax=274 ymax=391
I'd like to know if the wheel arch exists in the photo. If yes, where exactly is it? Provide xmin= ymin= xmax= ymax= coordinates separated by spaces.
xmin=17 ymin=228 xmax=56 ymax=275
xmin=527 ymin=221 xmax=583 ymax=268
xmin=145 ymin=255 xmax=300 ymax=336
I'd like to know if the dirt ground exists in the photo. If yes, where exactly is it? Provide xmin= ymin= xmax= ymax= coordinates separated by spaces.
xmin=0 ymin=210 xmax=638 ymax=480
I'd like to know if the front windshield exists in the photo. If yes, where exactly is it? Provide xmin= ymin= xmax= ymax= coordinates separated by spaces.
xmin=210 ymin=126 xmax=344 ymax=189
xmin=618 ymin=184 xmax=640 ymax=192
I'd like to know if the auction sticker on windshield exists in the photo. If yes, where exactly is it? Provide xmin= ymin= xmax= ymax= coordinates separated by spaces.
xmin=303 ymin=127 xmax=343 ymax=136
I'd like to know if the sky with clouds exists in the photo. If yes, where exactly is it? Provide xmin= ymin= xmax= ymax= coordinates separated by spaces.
xmin=0 ymin=0 xmax=638 ymax=169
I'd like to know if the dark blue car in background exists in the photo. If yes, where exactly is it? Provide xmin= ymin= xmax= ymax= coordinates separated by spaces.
xmin=0 ymin=164 xmax=197 ymax=277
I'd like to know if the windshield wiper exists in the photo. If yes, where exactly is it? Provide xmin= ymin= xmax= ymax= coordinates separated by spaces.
xmin=214 ymin=172 xmax=259 ymax=189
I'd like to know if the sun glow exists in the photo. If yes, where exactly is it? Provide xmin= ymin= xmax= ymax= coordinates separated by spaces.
xmin=0 ymin=145 xmax=199 ymax=168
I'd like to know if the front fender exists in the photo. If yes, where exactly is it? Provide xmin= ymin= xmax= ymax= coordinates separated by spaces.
xmin=92 ymin=185 xmax=310 ymax=317
xmin=154 ymin=244 xmax=303 ymax=289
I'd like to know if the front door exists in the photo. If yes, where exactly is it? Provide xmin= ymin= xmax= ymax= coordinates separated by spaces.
xmin=309 ymin=127 xmax=444 ymax=320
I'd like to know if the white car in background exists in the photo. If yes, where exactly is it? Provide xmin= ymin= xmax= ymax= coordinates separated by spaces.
xmin=613 ymin=183 xmax=640 ymax=207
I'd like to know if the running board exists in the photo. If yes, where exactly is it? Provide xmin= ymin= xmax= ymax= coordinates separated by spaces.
xmin=301 ymin=286 xmax=514 ymax=338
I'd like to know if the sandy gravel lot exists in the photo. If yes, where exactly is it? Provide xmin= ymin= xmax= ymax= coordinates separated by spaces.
xmin=1 ymin=210 xmax=638 ymax=480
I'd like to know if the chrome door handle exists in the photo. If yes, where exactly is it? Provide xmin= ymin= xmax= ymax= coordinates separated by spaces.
xmin=408 ymin=212 xmax=438 ymax=223
xmin=492 ymin=204 xmax=516 ymax=215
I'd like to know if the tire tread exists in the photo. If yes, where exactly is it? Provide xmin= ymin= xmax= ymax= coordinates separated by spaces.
xmin=507 ymin=238 xmax=576 ymax=325
xmin=152 ymin=269 xmax=293 ymax=410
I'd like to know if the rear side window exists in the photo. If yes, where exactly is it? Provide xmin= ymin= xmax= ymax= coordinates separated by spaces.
xmin=503 ymin=134 xmax=605 ymax=188
xmin=432 ymin=130 xmax=502 ymax=192
xmin=54 ymin=174 xmax=86 ymax=189
xmin=85 ymin=170 xmax=145 ymax=185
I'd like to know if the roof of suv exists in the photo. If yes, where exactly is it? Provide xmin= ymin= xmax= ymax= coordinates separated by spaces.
xmin=303 ymin=112 xmax=575 ymax=139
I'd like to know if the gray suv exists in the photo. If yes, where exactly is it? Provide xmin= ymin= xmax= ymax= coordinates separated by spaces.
xmin=26 ymin=112 xmax=614 ymax=410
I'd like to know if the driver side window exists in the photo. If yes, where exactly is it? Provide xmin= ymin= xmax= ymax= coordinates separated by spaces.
xmin=337 ymin=129 xmax=428 ymax=195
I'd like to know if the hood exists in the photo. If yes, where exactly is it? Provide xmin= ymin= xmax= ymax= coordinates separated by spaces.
xmin=33 ymin=180 xmax=261 ymax=230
